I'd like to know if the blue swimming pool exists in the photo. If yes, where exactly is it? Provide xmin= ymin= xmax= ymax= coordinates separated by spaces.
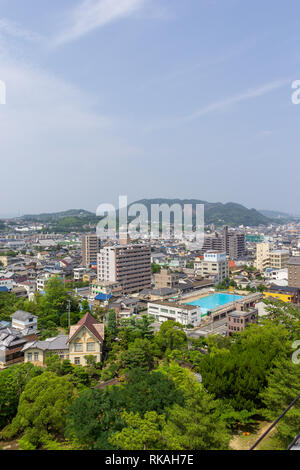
xmin=186 ymin=293 xmax=243 ymax=316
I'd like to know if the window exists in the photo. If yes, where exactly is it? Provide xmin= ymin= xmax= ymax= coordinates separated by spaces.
xmin=74 ymin=357 xmax=80 ymax=365
xmin=75 ymin=342 xmax=82 ymax=352
xmin=34 ymin=353 xmax=39 ymax=361
xmin=27 ymin=353 xmax=32 ymax=361
xmin=87 ymin=342 xmax=95 ymax=351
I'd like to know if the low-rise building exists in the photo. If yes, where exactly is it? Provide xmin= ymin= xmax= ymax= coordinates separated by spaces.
xmin=154 ymin=269 xmax=179 ymax=290
xmin=73 ymin=267 xmax=87 ymax=280
xmin=227 ymin=305 xmax=258 ymax=336
xmin=263 ymin=285 xmax=300 ymax=303
xmin=0 ymin=312 xmax=39 ymax=368
xmin=11 ymin=311 xmax=38 ymax=330
xmin=23 ymin=335 xmax=69 ymax=366
xmin=147 ymin=300 xmax=201 ymax=326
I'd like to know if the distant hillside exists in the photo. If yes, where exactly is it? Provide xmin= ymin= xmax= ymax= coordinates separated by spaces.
xmin=131 ymin=199 xmax=273 ymax=227
xmin=17 ymin=200 xmax=274 ymax=230
xmin=259 ymin=209 xmax=300 ymax=220
xmin=19 ymin=209 xmax=98 ymax=233
xmin=21 ymin=209 xmax=94 ymax=222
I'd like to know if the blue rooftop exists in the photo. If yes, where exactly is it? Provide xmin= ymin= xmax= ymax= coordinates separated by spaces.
xmin=0 ymin=286 xmax=9 ymax=293
xmin=95 ymin=293 xmax=112 ymax=301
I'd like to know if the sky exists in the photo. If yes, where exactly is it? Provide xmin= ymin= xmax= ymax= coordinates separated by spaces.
xmin=0 ymin=0 xmax=300 ymax=216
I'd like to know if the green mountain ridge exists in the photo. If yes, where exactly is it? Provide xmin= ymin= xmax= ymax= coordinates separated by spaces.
xmin=258 ymin=209 xmax=300 ymax=220
xmin=130 ymin=199 xmax=272 ymax=227
xmin=17 ymin=199 xmax=274 ymax=227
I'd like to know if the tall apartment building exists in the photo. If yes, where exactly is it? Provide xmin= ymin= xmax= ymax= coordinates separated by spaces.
xmin=194 ymin=251 xmax=229 ymax=284
xmin=200 ymin=227 xmax=246 ymax=260
xmin=227 ymin=232 xmax=246 ymax=260
xmin=288 ymin=257 xmax=300 ymax=289
xmin=82 ymin=235 xmax=101 ymax=268
xmin=97 ymin=244 xmax=151 ymax=294
xmin=255 ymin=242 xmax=270 ymax=272
xmin=269 ymin=250 xmax=289 ymax=269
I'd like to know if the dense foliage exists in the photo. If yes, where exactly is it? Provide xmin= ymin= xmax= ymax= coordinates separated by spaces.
xmin=0 ymin=297 xmax=299 ymax=450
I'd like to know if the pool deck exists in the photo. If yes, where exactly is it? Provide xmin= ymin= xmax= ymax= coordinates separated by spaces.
xmin=182 ymin=289 xmax=241 ymax=304
xmin=181 ymin=290 xmax=215 ymax=304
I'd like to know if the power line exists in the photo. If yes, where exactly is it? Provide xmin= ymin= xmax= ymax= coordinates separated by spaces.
xmin=249 ymin=392 xmax=300 ymax=450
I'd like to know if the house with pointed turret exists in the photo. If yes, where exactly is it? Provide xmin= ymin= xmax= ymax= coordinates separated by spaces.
xmin=22 ymin=312 xmax=105 ymax=367
xmin=67 ymin=312 xmax=105 ymax=366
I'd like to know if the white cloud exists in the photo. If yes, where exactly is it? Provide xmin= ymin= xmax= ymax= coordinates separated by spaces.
xmin=142 ymin=77 xmax=291 ymax=133
xmin=0 ymin=18 xmax=43 ymax=42
xmin=182 ymin=78 xmax=290 ymax=122
xmin=53 ymin=0 xmax=145 ymax=46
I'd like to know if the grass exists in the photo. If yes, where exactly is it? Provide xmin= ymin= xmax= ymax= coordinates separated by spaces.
xmin=230 ymin=420 xmax=282 ymax=451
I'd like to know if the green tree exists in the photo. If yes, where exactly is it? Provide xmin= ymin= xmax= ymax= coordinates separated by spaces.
xmin=264 ymin=299 xmax=300 ymax=339
xmin=120 ymin=338 xmax=159 ymax=371
xmin=36 ymin=276 xmax=79 ymax=331
xmin=0 ymin=291 xmax=19 ymax=321
xmin=260 ymin=359 xmax=300 ymax=449
xmin=66 ymin=388 xmax=124 ymax=450
xmin=81 ymin=299 xmax=91 ymax=313
xmin=198 ymin=322 xmax=290 ymax=412
xmin=117 ymin=369 xmax=184 ymax=416
xmin=155 ymin=320 xmax=187 ymax=353
xmin=1 ymin=372 xmax=75 ymax=448
xmin=106 ymin=309 xmax=118 ymax=339
xmin=163 ymin=393 xmax=230 ymax=450
xmin=109 ymin=411 xmax=166 ymax=450
xmin=151 ymin=263 xmax=161 ymax=274
xmin=160 ymin=364 xmax=230 ymax=449
xmin=0 ymin=363 xmax=43 ymax=429
xmin=45 ymin=353 xmax=62 ymax=375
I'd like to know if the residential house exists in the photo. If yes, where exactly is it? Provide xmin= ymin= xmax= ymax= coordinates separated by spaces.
xmin=22 ymin=335 xmax=69 ymax=366
xmin=67 ymin=313 xmax=105 ymax=365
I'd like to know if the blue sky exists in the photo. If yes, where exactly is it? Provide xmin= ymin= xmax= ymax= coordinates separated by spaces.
xmin=0 ymin=0 xmax=300 ymax=216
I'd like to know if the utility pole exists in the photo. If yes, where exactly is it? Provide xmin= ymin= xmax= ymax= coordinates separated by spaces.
xmin=67 ymin=300 xmax=71 ymax=330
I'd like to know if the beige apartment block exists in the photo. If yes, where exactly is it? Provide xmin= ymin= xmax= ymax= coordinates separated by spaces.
xmin=154 ymin=269 xmax=179 ymax=290
xmin=269 ymin=250 xmax=289 ymax=269
xmin=255 ymin=243 xmax=270 ymax=272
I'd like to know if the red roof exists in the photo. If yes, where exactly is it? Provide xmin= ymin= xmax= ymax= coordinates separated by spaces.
xmin=67 ymin=312 xmax=105 ymax=344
